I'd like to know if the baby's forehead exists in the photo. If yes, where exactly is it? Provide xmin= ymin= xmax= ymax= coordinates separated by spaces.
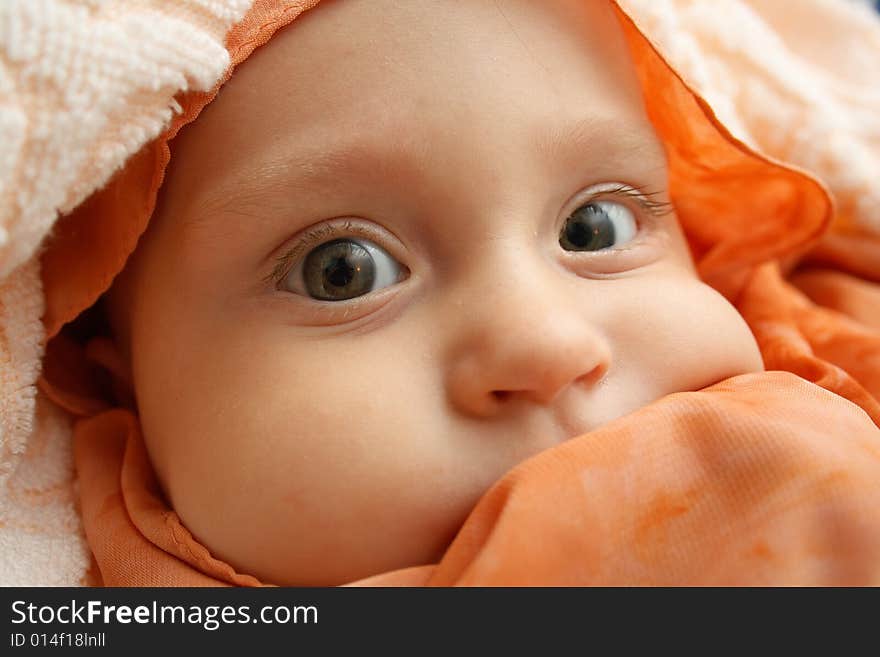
xmin=171 ymin=0 xmax=660 ymax=214
xmin=248 ymin=0 xmax=644 ymax=121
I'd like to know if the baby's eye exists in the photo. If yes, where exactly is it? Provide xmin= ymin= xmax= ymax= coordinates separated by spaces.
xmin=282 ymin=238 xmax=406 ymax=301
xmin=559 ymin=201 xmax=637 ymax=252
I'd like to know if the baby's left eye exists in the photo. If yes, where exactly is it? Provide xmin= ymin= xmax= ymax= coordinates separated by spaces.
xmin=559 ymin=201 xmax=637 ymax=252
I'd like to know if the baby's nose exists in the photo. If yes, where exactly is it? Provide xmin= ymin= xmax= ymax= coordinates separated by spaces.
xmin=444 ymin=276 xmax=612 ymax=418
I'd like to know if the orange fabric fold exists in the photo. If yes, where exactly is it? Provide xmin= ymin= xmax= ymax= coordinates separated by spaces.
xmin=425 ymin=371 xmax=880 ymax=586
xmin=74 ymin=410 xmax=261 ymax=587
xmin=74 ymin=371 xmax=880 ymax=586
xmin=613 ymin=5 xmax=831 ymax=300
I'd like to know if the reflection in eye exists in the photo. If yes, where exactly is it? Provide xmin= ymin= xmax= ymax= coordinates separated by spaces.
xmin=283 ymin=238 xmax=405 ymax=301
xmin=559 ymin=201 xmax=637 ymax=252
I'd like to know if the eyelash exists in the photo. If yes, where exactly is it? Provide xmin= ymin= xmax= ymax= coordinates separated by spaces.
xmin=592 ymin=184 xmax=673 ymax=218
xmin=264 ymin=220 xmax=380 ymax=289
xmin=264 ymin=184 xmax=673 ymax=288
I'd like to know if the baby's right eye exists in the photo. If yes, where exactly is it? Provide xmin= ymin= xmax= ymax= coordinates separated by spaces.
xmin=281 ymin=238 xmax=407 ymax=301
xmin=559 ymin=201 xmax=638 ymax=252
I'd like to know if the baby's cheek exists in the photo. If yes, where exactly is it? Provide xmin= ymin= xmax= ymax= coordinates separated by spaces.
xmin=142 ymin=334 xmax=477 ymax=584
xmin=607 ymin=272 xmax=763 ymax=416
xmin=610 ymin=275 xmax=763 ymax=401
xmin=687 ymin=283 xmax=765 ymax=382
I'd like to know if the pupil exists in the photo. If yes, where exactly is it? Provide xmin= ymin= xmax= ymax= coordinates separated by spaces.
xmin=303 ymin=239 xmax=376 ymax=300
xmin=565 ymin=219 xmax=594 ymax=248
xmin=326 ymin=257 xmax=355 ymax=288
xmin=560 ymin=204 xmax=615 ymax=251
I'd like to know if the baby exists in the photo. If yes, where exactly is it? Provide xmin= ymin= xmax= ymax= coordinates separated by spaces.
xmin=100 ymin=0 xmax=764 ymax=585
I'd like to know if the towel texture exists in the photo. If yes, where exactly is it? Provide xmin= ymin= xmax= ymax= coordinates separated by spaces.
xmin=1 ymin=0 xmax=879 ymax=585
xmin=0 ymin=0 xmax=252 ymax=585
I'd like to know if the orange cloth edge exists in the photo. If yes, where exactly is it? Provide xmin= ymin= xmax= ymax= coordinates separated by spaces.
xmin=612 ymin=2 xmax=832 ymax=300
xmin=74 ymin=406 xmax=436 ymax=586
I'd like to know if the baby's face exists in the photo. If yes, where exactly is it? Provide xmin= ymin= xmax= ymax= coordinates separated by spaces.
xmin=107 ymin=0 xmax=763 ymax=584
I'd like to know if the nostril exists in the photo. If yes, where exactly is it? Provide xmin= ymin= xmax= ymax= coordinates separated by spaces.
xmin=580 ymin=360 xmax=610 ymax=387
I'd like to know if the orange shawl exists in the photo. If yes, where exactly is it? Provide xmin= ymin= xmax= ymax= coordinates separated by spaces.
xmin=37 ymin=1 xmax=880 ymax=586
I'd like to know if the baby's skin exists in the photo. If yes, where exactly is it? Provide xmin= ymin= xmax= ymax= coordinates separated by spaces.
xmin=104 ymin=0 xmax=764 ymax=585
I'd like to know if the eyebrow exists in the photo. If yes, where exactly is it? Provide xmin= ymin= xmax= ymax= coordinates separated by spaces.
xmin=186 ymin=115 xmax=666 ymax=233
